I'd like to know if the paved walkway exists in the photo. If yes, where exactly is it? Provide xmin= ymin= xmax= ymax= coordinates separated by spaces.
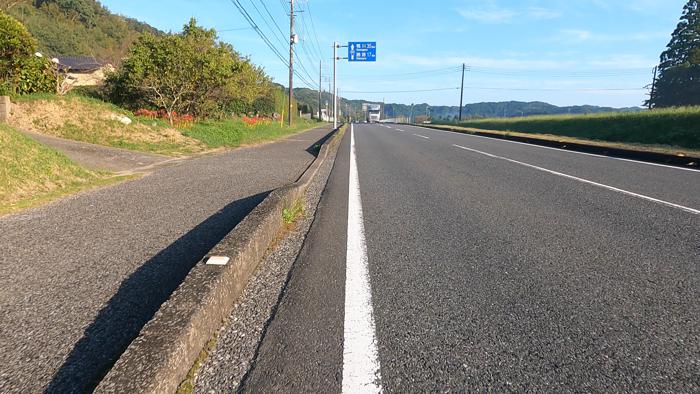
xmin=20 ymin=130 xmax=175 ymax=173
xmin=0 ymin=125 xmax=334 ymax=393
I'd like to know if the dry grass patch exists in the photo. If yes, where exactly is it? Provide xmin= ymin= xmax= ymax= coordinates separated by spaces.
xmin=9 ymin=95 xmax=206 ymax=156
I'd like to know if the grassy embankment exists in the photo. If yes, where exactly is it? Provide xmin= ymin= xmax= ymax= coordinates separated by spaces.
xmin=3 ymin=94 xmax=324 ymax=214
xmin=439 ymin=107 xmax=700 ymax=155
xmin=10 ymin=94 xmax=324 ymax=156
xmin=0 ymin=123 xmax=129 ymax=216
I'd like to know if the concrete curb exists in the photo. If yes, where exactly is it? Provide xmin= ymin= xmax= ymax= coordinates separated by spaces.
xmin=418 ymin=124 xmax=700 ymax=169
xmin=96 ymin=125 xmax=346 ymax=393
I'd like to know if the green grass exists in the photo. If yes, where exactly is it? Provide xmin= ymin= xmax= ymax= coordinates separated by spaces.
xmin=175 ymin=335 xmax=219 ymax=394
xmin=282 ymin=198 xmax=305 ymax=224
xmin=12 ymin=93 xmax=325 ymax=156
xmin=445 ymin=107 xmax=700 ymax=150
xmin=0 ymin=123 xmax=130 ymax=216
xmin=183 ymin=118 xmax=322 ymax=148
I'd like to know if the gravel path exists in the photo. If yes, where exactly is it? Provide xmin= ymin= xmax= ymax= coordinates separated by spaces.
xmin=19 ymin=130 xmax=176 ymax=173
xmin=194 ymin=129 xmax=339 ymax=393
xmin=0 ymin=126 xmax=333 ymax=393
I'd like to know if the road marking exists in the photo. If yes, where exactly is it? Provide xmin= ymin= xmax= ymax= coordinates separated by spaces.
xmin=396 ymin=129 xmax=405 ymax=132
xmin=413 ymin=134 xmax=430 ymax=139
xmin=414 ymin=126 xmax=699 ymax=172
xmin=344 ymin=124 xmax=383 ymax=393
xmin=452 ymin=144 xmax=700 ymax=215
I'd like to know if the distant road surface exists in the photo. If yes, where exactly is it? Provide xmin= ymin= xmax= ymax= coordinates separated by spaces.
xmin=241 ymin=123 xmax=699 ymax=392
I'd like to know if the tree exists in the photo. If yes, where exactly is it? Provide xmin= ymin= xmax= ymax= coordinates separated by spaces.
xmin=107 ymin=18 xmax=271 ymax=123
xmin=0 ymin=10 xmax=53 ymax=95
xmin=647 ymin=0 xmax=700 ymax=108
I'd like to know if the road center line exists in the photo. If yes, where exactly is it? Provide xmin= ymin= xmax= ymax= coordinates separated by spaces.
xmin=344 ymin=125 xmax=383 ymax=393
xmin=452 ymin=144 xmax=700 ymax=215
xmin=413 ymin=134 xmax=430 ymax=139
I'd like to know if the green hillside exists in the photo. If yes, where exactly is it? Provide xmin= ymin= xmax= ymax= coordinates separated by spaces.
xmin=290 ymin=87 xmax=642 ymax=121
xmin=1 ymin=0 xmax=159 ymax=64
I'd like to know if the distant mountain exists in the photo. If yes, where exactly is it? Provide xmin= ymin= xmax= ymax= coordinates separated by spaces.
xmin=2 ymin=0 xmax=159 ymax=65
xmin=291 ymin=87 xmax=643 ymax=120
xmin=388 ymin=101 xmax=644 ymax=121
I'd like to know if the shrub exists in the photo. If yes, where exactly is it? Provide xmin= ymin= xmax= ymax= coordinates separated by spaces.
xmin=107 ymin=18 xmax=272 ymax=123
xmin=0 ymin=10 xmax=54 ymax=95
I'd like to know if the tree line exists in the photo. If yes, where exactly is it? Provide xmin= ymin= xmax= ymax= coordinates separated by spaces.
xmin=648 ymin=0 xmax=700 ymax=108
xmin=1 ymin=7 xmax=286 ymax=123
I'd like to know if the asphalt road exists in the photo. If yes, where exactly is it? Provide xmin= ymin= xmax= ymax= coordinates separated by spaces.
xmin=20 ymin=130 xmax=175 ymax=173
xmin=0 ymin=125 xmax=333 ymax=393
xmin=242 ymin=123 xmax=699 ymax=392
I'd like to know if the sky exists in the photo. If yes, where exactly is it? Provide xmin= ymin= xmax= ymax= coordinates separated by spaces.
xmin=99 ymin=0 xmax=687 ymax=108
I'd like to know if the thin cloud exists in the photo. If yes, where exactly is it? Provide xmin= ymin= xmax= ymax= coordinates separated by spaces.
xmin=558 ymin=29 xmax=670 ymax=43
xmin=457 ymin=8 xmax=516 ymax=23
xmin=456 ymin=4 xmax=561 ymax=24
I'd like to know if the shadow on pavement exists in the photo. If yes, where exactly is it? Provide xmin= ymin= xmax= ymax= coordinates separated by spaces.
xmin=45 ymin=191 xmax=270 ymax=393
xmin=305 ymin=129 xmax=336 ymax=157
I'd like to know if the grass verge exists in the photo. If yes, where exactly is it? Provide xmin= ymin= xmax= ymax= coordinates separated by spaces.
xmin=10 ymin=93 xmax=326 ymax=155
xmin=9 ymin=94 xmax=206 ymax=156
xmin=183 ymin=118 xmax=322 ymax=148
xmin=175 ymin=335 xmax=219 ymax=394
xmin=0 ymin=123 xmax=132 ymax=216
xmin=441 ymin=107 xmax=700 ymax=152
xmin=282 ymin=198 xmax=305 ymax=225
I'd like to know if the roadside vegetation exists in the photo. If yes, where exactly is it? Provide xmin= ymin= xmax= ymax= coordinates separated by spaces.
xmin=9 ymin=94 xmax=207 ymax=156
xmin=1 ymin=10 xmax=325 ymax=213
xmin=9 ymin=93 xmax=320 ymax=154
xmin=183 ymin=117 xmax=318 ymax=148
xmin=439 ymin=107 xmax=700 ymax=151
xmin=0 ymin=123 xmax=125 ymax=215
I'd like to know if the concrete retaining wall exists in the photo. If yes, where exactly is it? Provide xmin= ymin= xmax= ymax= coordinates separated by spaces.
xmin=96 ymin=125 xmax=345 ymax=393
xmin=0 ymin=96 xmax=10 ymax=123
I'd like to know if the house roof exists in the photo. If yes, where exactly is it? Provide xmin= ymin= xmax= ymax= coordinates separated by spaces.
xmin=55 ymin=56 xmax=104 ymax=72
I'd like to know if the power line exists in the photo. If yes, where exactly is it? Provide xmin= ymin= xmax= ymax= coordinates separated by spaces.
xmin=304 ymin=0 xmax=325 ymax=61
xmin=343 ymin=86 xmax=645 ymax=94
xmin=227 ymin=0 xmax=315 ymax=88
xmin=216 ymin=27 xmax=254 ymax=32
xmin=246 ymin=0 xmax=287 ymax=48
xmin=252 ymin=0 xmax=317 ymax=86
xmin=463 ymin=86 xmax=646 ymax=92
xmin=344 ymin=87 xmax=461 ymax=94
xmin=255 ymin=0 xmax=287 ymax=44
xmin=343 ymin=68 xmax=462 ymax=82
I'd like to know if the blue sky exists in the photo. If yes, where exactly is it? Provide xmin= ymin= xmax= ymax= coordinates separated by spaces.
xmin=100 ymin=0 xmax=686 ymax=108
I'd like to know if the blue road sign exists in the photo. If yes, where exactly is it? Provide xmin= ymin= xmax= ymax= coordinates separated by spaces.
xmin=348 ymin=42 xmax=377 ymax=62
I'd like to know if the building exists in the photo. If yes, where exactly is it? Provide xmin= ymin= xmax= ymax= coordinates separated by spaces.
xmin=55 ymin=56 xmax=115 ymax=87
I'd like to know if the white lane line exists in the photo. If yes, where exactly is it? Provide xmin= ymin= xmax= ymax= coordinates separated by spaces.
xmin=415 ymin=126 xmax=700 ymax=173
xmin=413 ymin=134 xmax=430 ymax=139
xmin=344 ymin=125 xmax=383 ymax=393
xmin=396 ymin=129 xmax=405 ymax=132
xmin=452 ymin=144 xmax=700 ymax=215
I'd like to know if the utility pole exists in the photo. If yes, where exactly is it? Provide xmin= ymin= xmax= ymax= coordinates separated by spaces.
xmin=410 ymin=103 xmax=414 ymax=124
xmin=288 ymin=0 xmax=295 ymax=126
xmin=382 ymin=97 xmax=385 ymax=121
xmin=333 ymin=42 xmax=338 ymax=129
xmin=319 ymin=60 xmax=322 ymax=120
xmin=459 ymin=63 xmax=465 ymax=121
xmin=648 ymin=66 xmax=658 ymax=110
